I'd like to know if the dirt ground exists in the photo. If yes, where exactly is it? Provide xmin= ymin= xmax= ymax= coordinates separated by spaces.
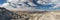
xmin=11 ymin=11 xmax=60 ymax=20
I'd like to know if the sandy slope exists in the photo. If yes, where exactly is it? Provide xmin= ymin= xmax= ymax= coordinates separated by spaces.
xmin=28 ymin=11 xmax=60 ymax=20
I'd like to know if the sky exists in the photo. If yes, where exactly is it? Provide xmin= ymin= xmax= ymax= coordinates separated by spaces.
xmin=0 ymin=0 xmax=60 ymax=11
xmin=0 ymin=0 xmax=6 ymax=4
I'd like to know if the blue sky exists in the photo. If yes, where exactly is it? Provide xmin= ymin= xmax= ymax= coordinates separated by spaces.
xmin=0 ymin=0 xmax=6 ymax=4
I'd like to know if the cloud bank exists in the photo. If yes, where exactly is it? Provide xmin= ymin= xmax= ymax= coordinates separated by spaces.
xmin=1 ymin=0 xmax=39 ymax=11
xmin=1 ymin=0 xmax=60 ymax=11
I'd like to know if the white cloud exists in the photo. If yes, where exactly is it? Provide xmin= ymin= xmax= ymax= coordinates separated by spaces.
xmin=2 ymin=0 xmax=60 ymax=11
xmin=1 ymin=0 xmax=40 ymax=11
xmin=1 ymin=3 xmax=35 ymax=11
xmin=53 ymin=3 xmax=60 ymax=8
xmin=28 ymin=2 xmax=37 ymax=6
xmin=38 ymin=0 xmax=60 ymax=8
xmin=7 ymin=0 xmax=20 ymax=4
xmin=51 ymin=0 xmax=60 ymax=8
